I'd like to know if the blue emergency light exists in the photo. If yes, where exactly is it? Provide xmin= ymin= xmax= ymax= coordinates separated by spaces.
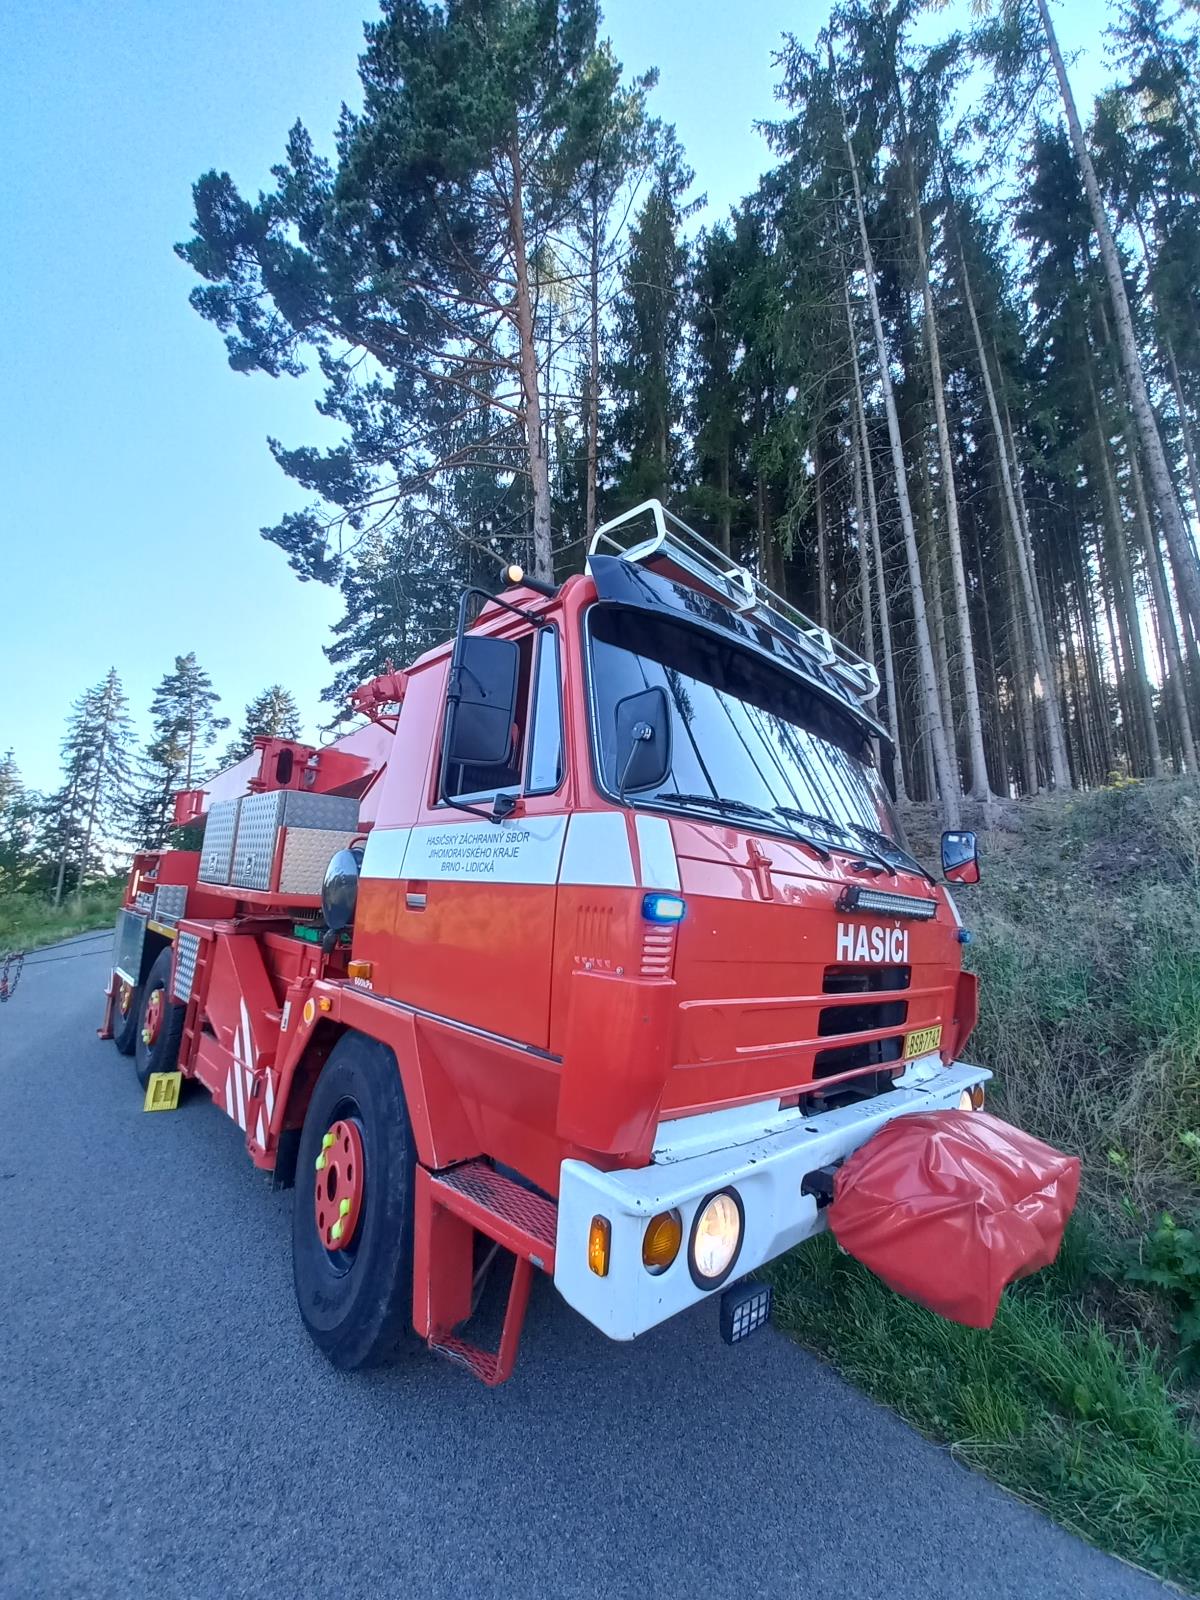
xmin=642 ymin=892 xmax=686 ymax=924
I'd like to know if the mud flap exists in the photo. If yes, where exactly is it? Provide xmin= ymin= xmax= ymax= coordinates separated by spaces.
xmin=827 ymin=1110 xmax=1080 ymax=1328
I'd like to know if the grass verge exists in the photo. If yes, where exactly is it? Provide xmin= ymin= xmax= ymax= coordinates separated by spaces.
xmin=0 ymin=881 xmax=123 ymax=953
xmin=766 ymin=1229 xmax=1200 ymax=1589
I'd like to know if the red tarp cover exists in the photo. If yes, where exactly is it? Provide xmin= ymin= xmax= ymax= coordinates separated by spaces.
xmin=828 ymin=1111 xmax=1080 ymax=1328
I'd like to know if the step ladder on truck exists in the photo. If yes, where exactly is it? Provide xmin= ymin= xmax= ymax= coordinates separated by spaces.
xmin=99 ymin=500 xmax=1078 ymax=1385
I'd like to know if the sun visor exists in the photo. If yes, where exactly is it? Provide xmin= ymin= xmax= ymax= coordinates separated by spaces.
xmin=828 ymin=1111 xmax=1080 ymax=1328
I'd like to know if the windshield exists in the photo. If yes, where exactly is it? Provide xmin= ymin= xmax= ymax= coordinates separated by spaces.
xmin=588 ymin=607 xmax=916 ymax=869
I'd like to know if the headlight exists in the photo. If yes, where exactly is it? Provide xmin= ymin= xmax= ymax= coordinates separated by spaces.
xmin=688 ymin=1189 xmax=744 ymax=1288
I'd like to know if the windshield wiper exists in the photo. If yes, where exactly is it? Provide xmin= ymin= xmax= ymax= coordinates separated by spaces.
xmin=772 ymin=806 xmax=895 ymax=876
xmin=838 ymin=820 xmax=928 ymax=878
xmin=655 ymin=792 xmax=775 ymax=821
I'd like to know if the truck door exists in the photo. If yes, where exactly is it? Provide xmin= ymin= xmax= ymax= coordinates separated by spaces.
xmin=390 ymin=623 xmax=567 ymax=1051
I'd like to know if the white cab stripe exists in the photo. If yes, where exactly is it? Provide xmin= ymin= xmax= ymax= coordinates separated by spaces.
xmin=634 ymin=814 xmax=680 ymax=891
xmin=559 ymin=812 xmax=635 ymax=886
xmin=401 ymin=815 xmax=568 ymax=884
xmin=360 ymin=826 xmax=412 ymax=881
xmin=359 ymin=810 xmax=676 ymax=890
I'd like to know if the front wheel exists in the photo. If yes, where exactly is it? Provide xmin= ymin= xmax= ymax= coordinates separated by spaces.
xmin=292 ymin=1031 xmax=416 ymax=1369
xmin=133 ymin=949 xmax=186 ymax=1089
xmin=112 ymin=976 xmax=141 ymax=1056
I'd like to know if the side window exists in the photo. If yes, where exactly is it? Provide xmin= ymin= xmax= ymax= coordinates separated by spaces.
xmin=525 ymin=629 xmax=563 ymax=794
xmin=445 ymin=632 xmax=535 ymax=804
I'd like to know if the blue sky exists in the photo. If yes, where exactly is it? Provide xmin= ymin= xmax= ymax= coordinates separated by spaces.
xmin=1 ymin=0 xmax=1107 ymax=793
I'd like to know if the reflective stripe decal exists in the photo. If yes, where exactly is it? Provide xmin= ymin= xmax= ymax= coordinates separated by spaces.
xmin=361 ymin=810 xmax=671 ymax=889
xmin=634 ymin=814 xmax=680 ymax=891
xmin=360 ymin=826 xmax=411 ymax=881
xmin=560 ymin=812 xmax=635 ymax=886
xmin=401 ymin=815 xmax=568 ymax=884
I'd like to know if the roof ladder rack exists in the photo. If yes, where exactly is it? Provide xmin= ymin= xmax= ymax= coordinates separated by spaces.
xmin=588 ymin=500 xmax=880 ymax=709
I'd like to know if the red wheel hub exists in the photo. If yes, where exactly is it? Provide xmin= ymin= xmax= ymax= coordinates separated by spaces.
xmin=141 ymin=988 xmax=163 ymax=1047
xmin=313 ymin=1118 xmax=365 ymax=1252
xmin=118 ymin=981 xmax=134 ymax=1018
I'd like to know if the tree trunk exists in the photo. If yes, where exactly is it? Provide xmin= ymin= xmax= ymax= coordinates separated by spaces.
xmin=908 ymin=167 xmax=990 ymax=798
xmin=845 ymin=284 xmax=906 ymax=799
xmin=833 ymin=61 xmax=959 ymax=822
xmin=1037 ymin=0 xmax=1200 ymax=635
xmin=718 ymin=445 xmax=731 ymax=556
xmin=1126 ymin=429 xmax=1195 ymax=769
xmin=1000 ymin=383 xmax=1074 ymax=787
xmin=509 ymin=132 xmax=554 ymax=580
xmin=953 ymin=222 xmax=1071 ymax=786
xmin=814 ymin=441 xmax=830 ymax=630
xmin=585 ymin=190 xmax=601 ymax=546
xmin=852 ymin=432 xmax=873 ymax=666
xmin=1087 ymin=363 xmax=1163 ymax=774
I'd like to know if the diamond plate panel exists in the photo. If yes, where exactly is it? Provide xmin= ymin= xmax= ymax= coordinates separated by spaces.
xmin=153 ymin=884 xmax=187 ymax=927
xmin=199 ymin=798 xmax=240 ymax=884
xmin=232 ymin=790 xmax=361 ymax=891
xmin=278 ymin=829 xmax=357 ymax=895
xmin=173 ymin=930 xmax=200 ymax=1003
xmin=278 ymin=791 xmax=361 ymax=832
xmin=230 ymin=791 xmax=281 ymax=891
xmin=113 ymin=909 xmax=146 ymax=986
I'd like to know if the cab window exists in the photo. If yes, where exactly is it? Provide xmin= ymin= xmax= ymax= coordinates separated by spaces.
xmin=525 ymin=629 xmax=563 ymax=794
xmin=443 ymin=627 xmax=563 ymax=804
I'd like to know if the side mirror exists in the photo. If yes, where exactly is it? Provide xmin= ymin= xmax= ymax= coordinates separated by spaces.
xmin=941 ymin=829 xmax=980 ymax=885
xmin=445 ymin=635 xmax=520 ymax=767
xmin=614 ymin=686 xmax=672 ymax=794
xmin=321 ymin=847 xmax=362 ymax=952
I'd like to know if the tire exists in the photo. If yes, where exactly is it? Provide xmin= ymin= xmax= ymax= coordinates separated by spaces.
xmin=112 ymin=976 xmax=142 ymax=1056
xmin=292 ymin=1031 xmax=416 ymax=1370
xmin=133 ymin=949 xmax=186 ymax=1090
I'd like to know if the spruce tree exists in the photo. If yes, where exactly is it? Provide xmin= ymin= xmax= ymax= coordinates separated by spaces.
xmin=47 ymin=670 xmax=135 ymax=901
xmin=222 ymin=686 xmax=302 ymax=765
xmin=0 ymin=752 xmax=36 ymax=894
xmin=131 ymin=655 xmax=228 ymax=848
xmin=606 ymin=142 xmax=695 ymax=511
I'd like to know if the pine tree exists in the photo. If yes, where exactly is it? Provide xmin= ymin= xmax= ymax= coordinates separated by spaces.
xmin=606 ymin=142 xmax=695 ymax=511
xmin=222 ymin=686 xmax=302 ymax=766
xmin=47 ymin=670 xmax=135 ymax=902
xmin=179 ymin=0 xmax=644 ymax=584
xmin=131 ymin=655 xmax=228 ymax=848
xmin=0 ymin=752 xmax=36 ymax=894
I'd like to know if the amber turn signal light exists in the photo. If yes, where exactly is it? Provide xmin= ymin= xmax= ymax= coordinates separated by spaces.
xmin=588 ymin=1215 xmax=611 ymax=1277
xmin=347 ymin=959 xmax=372 ymax=981
xmin=642 ymin=1209 xmax=683 ymax=1275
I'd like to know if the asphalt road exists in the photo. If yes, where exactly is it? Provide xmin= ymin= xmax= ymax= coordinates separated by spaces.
xmin=0 ymin=938 xmax=1172 ymax=1600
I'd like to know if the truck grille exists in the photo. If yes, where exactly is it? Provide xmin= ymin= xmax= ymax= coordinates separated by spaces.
xmin=812 ymin=962 xmax=910 ymax=1084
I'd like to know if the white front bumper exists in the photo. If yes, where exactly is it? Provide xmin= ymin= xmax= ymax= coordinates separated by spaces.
xmin=554 ymin=1060 xmax=991 ymax=1340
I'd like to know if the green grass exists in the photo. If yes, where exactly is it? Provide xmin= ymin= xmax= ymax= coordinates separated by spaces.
xmin=0 ymin=880 xmax=123 ymax=953
xmin=771 ymin=781 xmax=1200 ymax=1589
xmin=767 ymin=1229 xmax=1200 ymax=1589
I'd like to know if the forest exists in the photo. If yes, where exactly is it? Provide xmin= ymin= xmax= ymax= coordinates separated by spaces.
xmin=166 ymin=0 xmax=1200 ymax=828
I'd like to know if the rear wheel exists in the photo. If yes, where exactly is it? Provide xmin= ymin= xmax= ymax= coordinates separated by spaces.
xmin=112 ymin=977 xmax=141 ymax=1056
xmin=292 ymin=1031 xmax=416 ymax=1369
xmin=133 ymin=949 xmax=185 ymax=1090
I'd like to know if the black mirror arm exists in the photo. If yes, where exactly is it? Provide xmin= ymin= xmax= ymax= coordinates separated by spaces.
xmin=617 ymin=721 xmax=654 ymax=796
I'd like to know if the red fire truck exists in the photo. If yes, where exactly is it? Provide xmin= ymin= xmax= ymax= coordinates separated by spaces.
xmin=99 ymin=501 xmax=1068 ymax=1384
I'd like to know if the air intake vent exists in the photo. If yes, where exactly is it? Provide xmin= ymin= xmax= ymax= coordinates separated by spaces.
xmin=813 ymin=1036 xmax=904 ymax=1079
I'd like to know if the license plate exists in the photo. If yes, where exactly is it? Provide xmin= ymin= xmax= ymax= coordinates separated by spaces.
xmin=904 ymin=1025 xmax=942 ymax=1059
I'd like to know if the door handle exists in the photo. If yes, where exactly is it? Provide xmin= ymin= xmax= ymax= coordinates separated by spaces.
xmin=405 ymin=880 xmax=427 ymax=911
